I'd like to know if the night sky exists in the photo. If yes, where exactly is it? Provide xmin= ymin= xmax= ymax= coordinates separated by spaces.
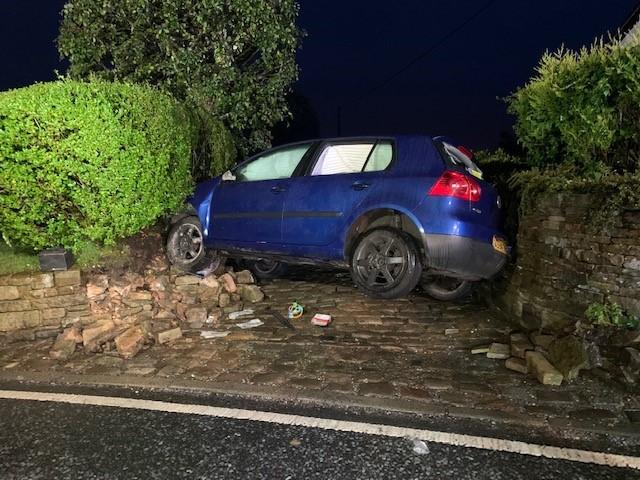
xmin=1 ymin=0 xmax=637 ymax=150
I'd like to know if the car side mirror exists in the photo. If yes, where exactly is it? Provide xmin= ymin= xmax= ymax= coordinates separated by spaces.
xmin=222 ymin=170 xmax=236 ymax=182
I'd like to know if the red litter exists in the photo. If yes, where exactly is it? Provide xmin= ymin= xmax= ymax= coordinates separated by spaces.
xmin=311 ymin=313 xmax=332 ymax=327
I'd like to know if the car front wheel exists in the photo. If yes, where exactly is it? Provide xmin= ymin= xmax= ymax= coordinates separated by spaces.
xmin=350 ymin=228 xmax=422 ymax=299
xmin=166 ymin=215 xmax=220 ymax=273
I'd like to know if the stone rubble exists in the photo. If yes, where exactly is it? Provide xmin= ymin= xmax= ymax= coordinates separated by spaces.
xmin=548 ymin=335 xmax=589 ymax=381
xmin=1 ymin=258 xmax=270 ymax=361
xmin=505 ymin=357 xmax=528 ymax=374
xmin=477 ymin=326 xmax=640 ymax=387
xmin=526 ymin=351 xmax=564 ymax=386
xmin=486 ymin=342 xmax=510 ymax=359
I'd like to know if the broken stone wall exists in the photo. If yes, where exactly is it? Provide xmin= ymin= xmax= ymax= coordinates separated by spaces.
xmin=492 ymin=193 xmax=640 ymax=331
xmin=0 ymin=261 xmax=264 ymax=350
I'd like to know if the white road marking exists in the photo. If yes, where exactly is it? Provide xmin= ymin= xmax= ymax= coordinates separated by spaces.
xmin=0 ymin=389 xmax=638 ymax=470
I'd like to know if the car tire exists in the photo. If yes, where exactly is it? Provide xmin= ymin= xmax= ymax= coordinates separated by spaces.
xmin=245 ymin=259 xmax=288 ymax=280
xmin=166 ymin=215 xmax=214 ymax=273
xmin=350 ymin=228 xmax=422 ymax=299
xmin=422 ymin=277 xmax=473 ymax=301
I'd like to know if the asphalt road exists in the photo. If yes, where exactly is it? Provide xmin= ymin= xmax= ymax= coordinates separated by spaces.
xmin=0 ymin=387 xmax=638 ymax=479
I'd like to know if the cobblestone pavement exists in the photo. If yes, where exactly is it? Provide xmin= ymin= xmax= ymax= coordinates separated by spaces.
xmin=1 ymin=268 xmax=638 ymax=433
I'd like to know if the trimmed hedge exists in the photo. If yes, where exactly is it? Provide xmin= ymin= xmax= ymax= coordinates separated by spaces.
xmin=508 ymin=41 xmax=640 ymax=174
xmin=0 ymin=80 xmax=195 ymax=252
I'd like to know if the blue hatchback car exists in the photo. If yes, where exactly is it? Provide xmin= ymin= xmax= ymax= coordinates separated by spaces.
xmin=166 ymin=135 xmax=508 ymax=300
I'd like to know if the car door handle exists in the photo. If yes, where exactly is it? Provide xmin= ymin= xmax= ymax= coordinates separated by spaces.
xmin=351 ymin=181 xmax=370 ymax=191
xmin=271 ymin=185 xmax=286 ymax=194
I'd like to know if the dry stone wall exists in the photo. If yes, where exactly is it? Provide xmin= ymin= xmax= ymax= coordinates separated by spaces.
xmin=493 ymin=194 xmax=640 ymax=331
xmin=0 ymin=270 xmax=86 ymax=341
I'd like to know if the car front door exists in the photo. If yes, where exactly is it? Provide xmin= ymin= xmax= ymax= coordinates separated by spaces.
xmin=208 ymin=142 xmax=314 ymax=248
xmin=282 ymin=140 xmax=394 ymax=247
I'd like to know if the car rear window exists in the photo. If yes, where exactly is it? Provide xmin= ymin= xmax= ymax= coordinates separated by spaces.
xmin=311 ymin=141 xmax=393 ymax=176
xmin=435 ymin=141 xmax=483 ymax=180
xmin=364 ymin=142 xmax=393 ymax=172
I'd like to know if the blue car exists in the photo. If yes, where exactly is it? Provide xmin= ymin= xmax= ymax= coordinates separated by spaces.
xmin=166 ymin=135 xmax=508 ymax=300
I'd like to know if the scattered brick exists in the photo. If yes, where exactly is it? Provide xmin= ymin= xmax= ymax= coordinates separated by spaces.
xmin=510 ymin=332 xmax=534 ymax=359
xmin=471 ymin=345 xmax=491 ymax=354
xmin=115 ymin=326 xmax=146 ymax=359
xmin=526 ymin=351 xmax=563 ymax=386
xmin=155 ymin=327 xmax=183 ymax=345
xmin=235 ymin=270 xmax=255 ymax=285
xmin=505 ymin=357 xmax=528 ymax=374
xmin=487 ymin=342 xmax=510 ymax=359
xmin=219 ymin=273 xmax=237 ymax=294
xmin=174 ymin=275 xmax=200 ymax=286
xmin=239 ymin=285 xmax=264 ymax=303
xmin=50 ymin=327 xmax=81 ymax=360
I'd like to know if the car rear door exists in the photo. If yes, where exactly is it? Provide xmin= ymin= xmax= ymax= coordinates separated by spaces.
xmin=282 ymin=139 xmax=394 ymax=246
xmin=209 ymin=143 xmax=314 ymax=247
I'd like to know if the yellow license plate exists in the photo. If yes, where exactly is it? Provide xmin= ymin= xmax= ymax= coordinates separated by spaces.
xmin=492 ymin=236 xmax=508 ymax=255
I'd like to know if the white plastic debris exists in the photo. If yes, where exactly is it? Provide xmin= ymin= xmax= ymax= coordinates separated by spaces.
xmin=228 ymin=309 xmax=255 ymax=320
xmin=410 ymin=439 xmax=430 ymax=455
xmin=200 ymin=331 xmax=230 ymax=339
xmin=236 ymin=319 xmax=264 ymax=329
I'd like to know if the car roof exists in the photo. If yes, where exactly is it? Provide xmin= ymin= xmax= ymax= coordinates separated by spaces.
xmin=272 ymin=134 xmax=436 ymax=149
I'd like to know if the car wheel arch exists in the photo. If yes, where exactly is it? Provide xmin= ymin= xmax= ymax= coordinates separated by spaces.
xmin=343 ymin=208 xmax=424 ymax=260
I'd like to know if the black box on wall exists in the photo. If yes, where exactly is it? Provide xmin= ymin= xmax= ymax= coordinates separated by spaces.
xmin=39 ymin=248 xmax=74 ymax=271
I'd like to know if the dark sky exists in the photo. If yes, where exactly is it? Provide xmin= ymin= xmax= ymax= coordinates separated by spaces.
xmin=0 ymin=0 xmax=637 ymax=149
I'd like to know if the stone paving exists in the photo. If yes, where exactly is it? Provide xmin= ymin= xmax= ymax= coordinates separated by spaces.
xmin=1 ymin=267 xmax=638 ymax=432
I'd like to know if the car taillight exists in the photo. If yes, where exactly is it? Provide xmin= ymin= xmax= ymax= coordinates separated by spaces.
xmin=428 ymin=170 xmax=481 ymax=202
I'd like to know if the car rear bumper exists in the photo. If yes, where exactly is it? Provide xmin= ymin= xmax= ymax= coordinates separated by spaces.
xmin=421 ymin=233 xmax=508 ymax=281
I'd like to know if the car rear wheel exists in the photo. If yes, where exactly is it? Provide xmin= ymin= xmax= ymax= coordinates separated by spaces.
xmin=350 ymin=228 xmax=422 ymax=299
xmin=422 ymin=276 xmax=473 ymax=301
xmin=245 ymin=259 xmax=288 ymax=280
xmin=166 ymin=216 xmax=220 ymax=273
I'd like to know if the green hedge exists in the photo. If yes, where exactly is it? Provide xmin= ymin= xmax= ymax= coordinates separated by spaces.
xmin=0 ymin=80 xmax=195 ymax=252
xmin=190 ymin=109 xmax=237 ymax=181
xmin=508 ymin=41 xmax=640 ymax=174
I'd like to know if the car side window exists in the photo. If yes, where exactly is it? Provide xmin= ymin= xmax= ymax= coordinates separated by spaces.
xmin=311 ymin=143 xmax=374 ymax=176
xmin=235 ymin=144 xmax=312 ymax=182
xmin=363 ymin=141 xmax=393 ymax=172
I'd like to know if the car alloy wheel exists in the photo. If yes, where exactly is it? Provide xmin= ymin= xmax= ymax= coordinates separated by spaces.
xmin=174 ymin=223 xmax=203 ymax=262
xmin=166 ymin=216 xmax=207 ymax=271
xmin=350 ymin=228 xmax=422 ymax=299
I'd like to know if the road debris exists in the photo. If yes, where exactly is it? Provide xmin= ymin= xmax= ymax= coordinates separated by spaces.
xmin=200 ymin=331 xmax=230 ymax=339
xmin=228 ymin=309 xmax=255 ymax=320
xmin=410 ymin=438 xmax=430 ymax=455
xmin=311 ymin=314 xmax=332 ymax=327
xmin=236 ymin=319 xmax=264 ymax=329
xmin=155 ymin=327 xmax=183 ymax=345
xmin=288 ymin=301 xmax=304 ymax=319
xmin=471 ymin=345 xmax=491 ymax=354
xmin=270 ymin=310 xmax=295 ymax=330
